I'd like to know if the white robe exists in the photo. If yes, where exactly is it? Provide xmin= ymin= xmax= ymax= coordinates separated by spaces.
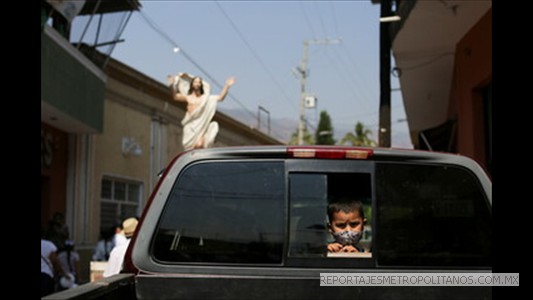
xmin=175 ymin=75 xmax=218 ymax=150
xmin=181 ymin=94 xmax=218 ymax=150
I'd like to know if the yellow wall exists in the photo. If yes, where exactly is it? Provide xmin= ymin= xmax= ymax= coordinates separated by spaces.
xmin=74 ymin=59 xmax=283 ymax=282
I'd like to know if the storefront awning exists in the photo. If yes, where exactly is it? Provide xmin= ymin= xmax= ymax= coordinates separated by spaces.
xmin=79 ymin=0 xmax=141 ymax=15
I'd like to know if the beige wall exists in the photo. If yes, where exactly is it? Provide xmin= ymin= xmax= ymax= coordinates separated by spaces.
xmin=93 ymin=100 xmax=151 ymax=201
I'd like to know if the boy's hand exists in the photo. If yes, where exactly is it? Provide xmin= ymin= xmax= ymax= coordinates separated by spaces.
xmin=340 ymin=245 xmax=359 ymax=253
xmin=327 ymin=242 xmax=344 ymax=253
xmin=327 ymin=243 xmax=361 ymax=253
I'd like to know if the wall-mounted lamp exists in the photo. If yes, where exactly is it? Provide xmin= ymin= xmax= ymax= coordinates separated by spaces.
xmin=122 ymin=137 xmax=142 ymax=157
xmin=391 ymin=66 xmax=402 ymax=77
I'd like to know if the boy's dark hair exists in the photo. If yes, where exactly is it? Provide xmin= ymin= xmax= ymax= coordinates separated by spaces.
xmin=327 ymin=197 xmax=365 ymax=223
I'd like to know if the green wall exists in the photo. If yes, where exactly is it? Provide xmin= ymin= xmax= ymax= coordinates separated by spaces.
xmin=41 ymin=32 xmax=105 ymax=133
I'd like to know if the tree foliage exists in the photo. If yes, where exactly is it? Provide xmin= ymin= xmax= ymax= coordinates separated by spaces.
xmin=340 ymin=121 xmax=377 ymax=147
xmin=315 ymin=110 xmax=335 ymax=145
xmin=289 ymin=126 xmax=315 ymax=145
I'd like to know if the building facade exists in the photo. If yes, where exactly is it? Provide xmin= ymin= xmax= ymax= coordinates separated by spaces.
xmin=389 ymin=1 xmax=492 ymax=174
xmin=42 ymin=6 xmax=282 ymax=280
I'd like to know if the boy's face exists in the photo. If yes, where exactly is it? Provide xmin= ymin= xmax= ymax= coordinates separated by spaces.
xmin=329 ymin=210 xmax=365 ymax=234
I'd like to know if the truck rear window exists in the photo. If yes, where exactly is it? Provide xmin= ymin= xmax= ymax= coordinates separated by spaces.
xmin=151 ymin=161 xmax=285 ymax=264
xmin=375 ymin=163 xmax=492 ymax=267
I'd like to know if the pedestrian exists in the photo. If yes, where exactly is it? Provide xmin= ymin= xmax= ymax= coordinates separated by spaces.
xmin=103 ymin=217 xmax=139 ymax=277
xmin=92 ymin=225 xmax=120 ymax=261
xmin=57 ymin=240 xmax=81 ymax=289
xmin=46 ymin=212 xmax=70 ymax=250
xmin=42 ymin=236 xmax=66 ymax=296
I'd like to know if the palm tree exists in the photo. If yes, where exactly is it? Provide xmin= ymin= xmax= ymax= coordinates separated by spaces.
xmin=340 ymin=121 xmax=377 ymax=147
xmin=289 ymin=127 xmax=315 ymax=145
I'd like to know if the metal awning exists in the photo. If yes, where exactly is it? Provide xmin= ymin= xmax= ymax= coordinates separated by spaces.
xmin=79 ymin=0 xmax=141 ymax=15
xmin=391 ymin=1 xmax=491 ymax=145
xmin=418 ymin=118 xmax=457 ymax=152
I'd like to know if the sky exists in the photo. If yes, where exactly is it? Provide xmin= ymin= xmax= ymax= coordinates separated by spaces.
xmin=89 ymin=0 xmax=412 ymax=147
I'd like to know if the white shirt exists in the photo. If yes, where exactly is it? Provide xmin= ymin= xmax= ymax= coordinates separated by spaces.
xmin=41 ymin=239 xmax=57 ymax=277
xmin=114 ymin=233 xmax=127 ymax=248
xmin=103 ymin=239 xmax=130 ymax=277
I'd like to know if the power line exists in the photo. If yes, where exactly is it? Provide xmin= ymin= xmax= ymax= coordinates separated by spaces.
xmin=136 ymin=8 xmax=179 ymax=50
xmin=300 ymin=2 xmax=378 ymax=137
xmin=136 ymin=9 xmax=294 ymax=143
xmin=400 ymin=52 xmax=454 ymax=71
xmin=136 ymin=9 xmax=257 ymax=120
xmin=367 ymin=118 xmax=408 ymax=129
xmin=215 ymin=2 xmax=298 ymax=113
xmin=329 ymin=2 xmax=341 ymax=38
xmin=336 ymin=103 xmax=405 ymax=121
xmin=313 ymin=1 xmax=329 ymax=39
xmin=299 ymin=2 xmax=317 ymax=38
xmin=323 ymin=47 xmax=375 ymax=115
xmin=295 ymin=38 xmax=341 ymax=145
xmin=339 ymin=44 xmax=379 ymax=107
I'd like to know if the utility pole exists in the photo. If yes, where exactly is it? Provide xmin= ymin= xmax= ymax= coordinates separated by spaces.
xmin=296 ymin=38 xmax=341 ymax=145
xmin=379 ymin=0 xmax=392 ymax=147
xmin=257 ymin=105 xmax=271 ymax=135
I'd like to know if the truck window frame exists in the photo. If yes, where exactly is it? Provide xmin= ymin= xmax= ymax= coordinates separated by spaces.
xmin=284 ymin=159 xmax=377 ymax=269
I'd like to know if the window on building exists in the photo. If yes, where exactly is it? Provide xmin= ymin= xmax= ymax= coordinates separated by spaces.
xmin=100 ymin=177 xmax=143 ymax=234
xmin=152 ymin=161 xmax=285 ymax=264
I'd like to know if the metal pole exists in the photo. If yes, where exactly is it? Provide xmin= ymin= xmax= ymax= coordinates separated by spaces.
xmin=297 ymin=38 xmax=341 ymax=145
xmin=258 ymin=105 xmax=271 ymax=135
xmin=297 ymin=40 xmax=309 ymax=145
xmin=379 ymin=0 xmax=392 ymax=147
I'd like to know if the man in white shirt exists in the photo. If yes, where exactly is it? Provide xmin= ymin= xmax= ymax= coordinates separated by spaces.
xmin=103 ymin=218 xmax=138 ymax=277
xmin=42 ymin=238 xmax=65 ymax=296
